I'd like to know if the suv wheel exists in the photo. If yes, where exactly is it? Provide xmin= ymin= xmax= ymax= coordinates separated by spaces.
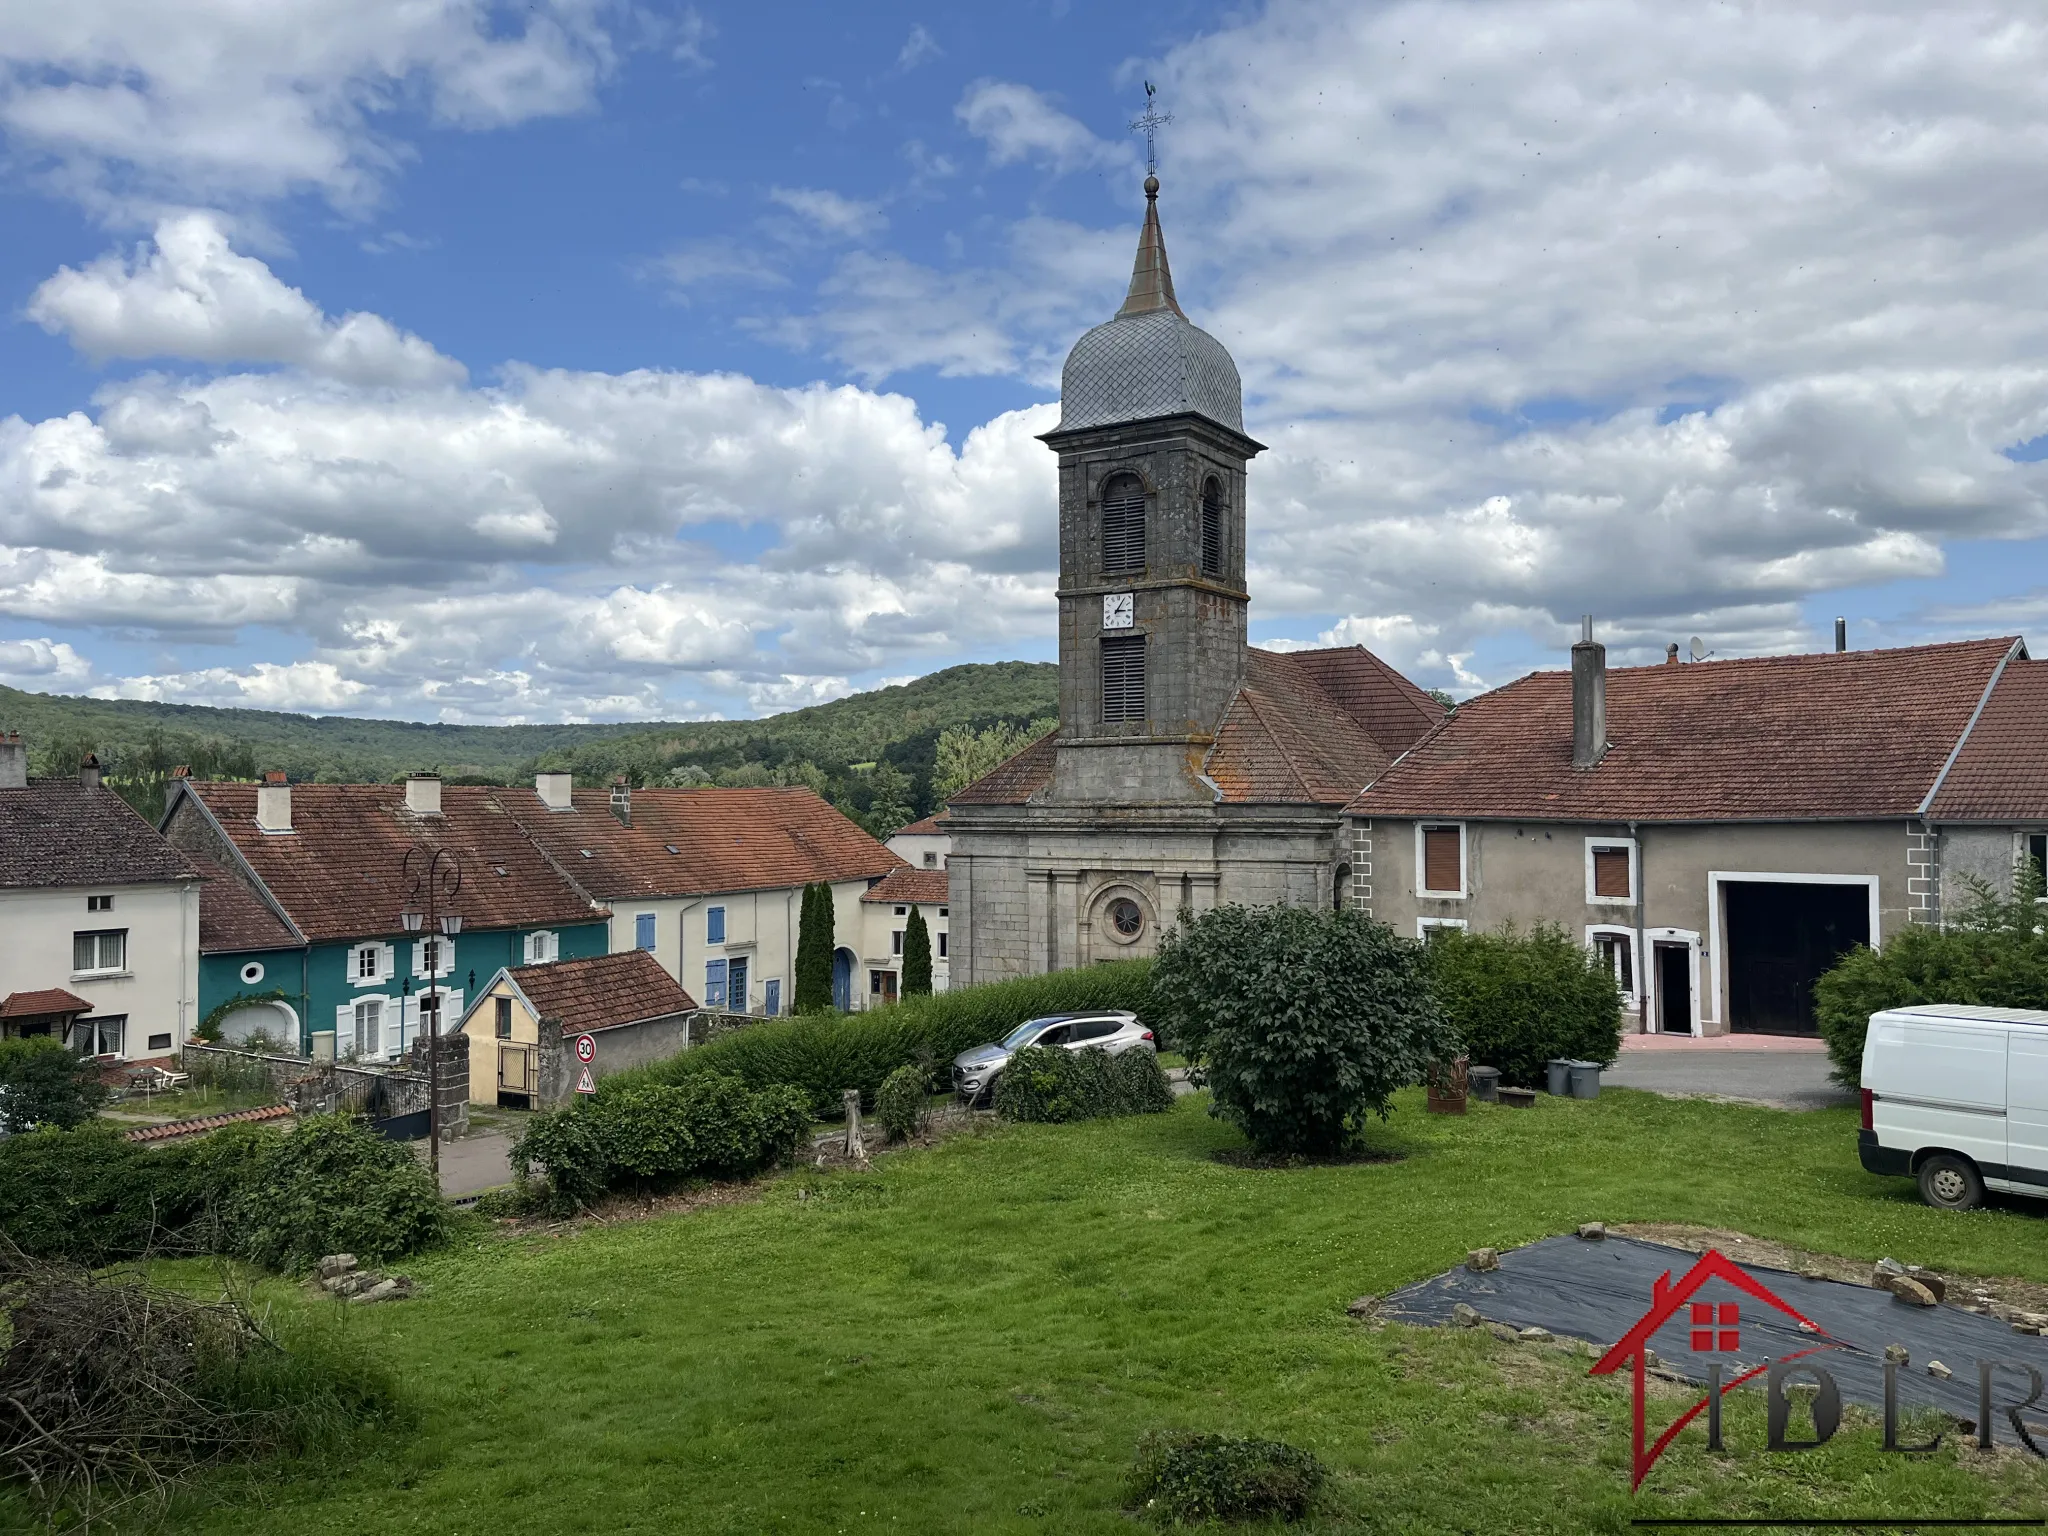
xmin=1917 ymin=1153 xmax=1984 ymax=1211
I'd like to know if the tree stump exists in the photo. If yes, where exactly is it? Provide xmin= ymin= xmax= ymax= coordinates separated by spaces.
xmin=843 ymin=1089 xmax=865 ymax=1162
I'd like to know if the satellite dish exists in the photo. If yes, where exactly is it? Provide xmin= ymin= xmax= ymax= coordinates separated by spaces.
xmin=1688 ymin=636 xmax=1708 ymax=663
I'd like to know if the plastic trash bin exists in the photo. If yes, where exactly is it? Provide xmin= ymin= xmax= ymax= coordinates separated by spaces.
xmin=1568 ymin=1061 xmax=1602 ymax=1099
xmin=1468 ymin=1066 xmax=1500 ymax=1102
xmin=1546 ymin=1059 xmax=1573 ymax=1096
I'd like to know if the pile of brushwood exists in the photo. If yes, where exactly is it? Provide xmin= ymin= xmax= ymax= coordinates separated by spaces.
xmin=0 ymin=1243 xmax=401 ymax=1526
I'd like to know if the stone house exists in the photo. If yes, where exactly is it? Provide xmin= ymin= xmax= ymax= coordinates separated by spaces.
xmin=1347 ymin=627 xmax=2044 ymax=1038
xmin=859 ymin=866 xmax=950 ymax=1000
xmin=944 ymin=175 xmax=1444 ymax=982
xmin=491 ymin=777 xmax=906 ymax=1015
xmin=161 ymin=773 xmax=608 ymax=1060
xmin=457 ymin=948 xmax=694 ymax=1108
xmin=0 ymin=737 xmax=200 ymax=1061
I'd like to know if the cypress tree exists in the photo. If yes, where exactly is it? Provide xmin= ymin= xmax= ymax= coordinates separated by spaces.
xmin=902 ymin=906 xmax=932 ymax=997
xmin=795 ymin=881 xmax=836 ymax=1013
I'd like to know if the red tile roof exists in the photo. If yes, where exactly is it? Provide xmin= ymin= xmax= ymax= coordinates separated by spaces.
xmin=125 ymin=1102 xmax=293 ymax=1143
xmin=861 ymin=867 xmax=950 ymax=905
xmin=0 ymin=988 xmax=94 ymax=1019
xmin=0 ymin=782 xmax=199 ymax=889
xmin=894 ymin=813 xmax=950 ymax=835
xmin=178 ymin=782 xmax=602 ymax=944
xmin=502 ymin=948 xmax=695 ymax=1036
xmin=194 ymin=863 xmax=299 ymax=954
xmin=498 ymin=785 xmax=902 ymax=897
xmin=948 ymin=645 xmax=1441 ymax=808
xmin=1928 ymin=657 xmax=2048 ymax=820
xmin=1351 ymin=636 xmax=2022 ymax=822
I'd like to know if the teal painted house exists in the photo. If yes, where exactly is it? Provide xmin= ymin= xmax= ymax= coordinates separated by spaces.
xmin=162 ymin=774 xmax=608 ymax=1060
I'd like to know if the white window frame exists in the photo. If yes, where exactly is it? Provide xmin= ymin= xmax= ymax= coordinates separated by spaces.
xmin=68 ymin=1014 xmax=125 ymax=1057
xmin=1642 ymin=927 xmax=1703 ymax=1036
xmin=350 ymin=942 xmax=392 ymax=987
xmin=1415 ymin=822 xmax=1468 ymax=899
xmin=1704 ymin=871 xmax=1882 ymax=1030
xmin=71 ymin=928 xmax=128 ymax=977
xmin=1584 ymin=924 xmax=1640 ymax=1006
xmin=413 ymin=936 xmax=455 ymax=980
xmin=523 ymin=930 xmax=560 ymax=965
xmin=1584 ymin=836 xmax=1638 ymax=906
xmin=1416 ymin=916 xmax=1470 ymax=941
xmin=353 ymin=997 xmax=384 ymax=1058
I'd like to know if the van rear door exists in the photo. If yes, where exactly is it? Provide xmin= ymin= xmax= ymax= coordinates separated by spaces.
xmin=1873 ymin=1014 xmax=2007 ymax=1175
xmin=2009 ymin=1025 xmax=2048 ymax=1190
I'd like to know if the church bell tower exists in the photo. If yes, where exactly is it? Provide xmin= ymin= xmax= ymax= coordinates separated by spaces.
xmin=1038 ymin=174 xmax=1265 ymax=804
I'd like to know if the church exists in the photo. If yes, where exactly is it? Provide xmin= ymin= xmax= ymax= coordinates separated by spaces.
xmin=945 ymin=173 xmax=1445 ymax=983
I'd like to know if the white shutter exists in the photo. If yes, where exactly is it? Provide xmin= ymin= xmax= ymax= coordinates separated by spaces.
xmin=522 ymin=933 xmax=536 ymax=964
xmin=440 ymin=990 xmax=464 ymax=1033
xmin=439 ymin=940 xmax=455 ymax=979
xmin=411 ymin=939 xmax=426 ymax=978
xmin=374 ymin=943 xmax=391 ymax=983
xmin=336 ymin=1004 xmax=353 ymax=1053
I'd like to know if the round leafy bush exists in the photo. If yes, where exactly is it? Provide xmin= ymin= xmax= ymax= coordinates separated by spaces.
xmin=875 ymin=1064 xmax=929 ymax=1142
xmin=0 ymin=1037 xmax=106 ymax=1133
xmin=222 ymin=1114 xmax=446 ymax=1273
xmin=1125 ymin=1430 xmax=1325 ymax=1525
xmin=1152 ymin=905 xmax=1452 ymax=1156
xmin=1106 ymin=1048 xmax=1174 ymax=1115
xmin=1424 ymin=923 xmax=1622 ymax=1088
xmin=993 ymin=1046 xmax=1172 ymax=1124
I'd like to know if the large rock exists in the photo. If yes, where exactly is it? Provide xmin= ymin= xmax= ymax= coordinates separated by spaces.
xmin=1904 ymin=1267 xmax=1947 ymax=1301
xmin=351 ymin=1279 xmax=402 ymax=1304
xmin=316 ymin=1253 xmax=359 ymax=1280
xmin=1345 ymin=1295 xmax=1379 ymax=1319
xmin=1576 ymin=1223 xmax=1606 ymax=1241
xmin=1466 ymin=1248 xmax=1501 ymax=1273
xmin=1451 ymin=1302 xmax=1482 ymax=1328
xmin=1889 ymin=1278 xmax=1938 ymax=1308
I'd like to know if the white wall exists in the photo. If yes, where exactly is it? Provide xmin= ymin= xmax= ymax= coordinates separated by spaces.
xmin=886 ymin=829 xmax=951 ymax=870
xmin=857 ymin=898 xmax=951 ymax=997
xmin=0 ymin=881 xmax=198 ymax=1059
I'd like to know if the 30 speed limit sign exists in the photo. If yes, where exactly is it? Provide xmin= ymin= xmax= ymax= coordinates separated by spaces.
xmin=574 ymin=1034 xmax=597 ymax=1064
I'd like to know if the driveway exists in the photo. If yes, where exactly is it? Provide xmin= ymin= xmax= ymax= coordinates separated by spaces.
xmin=417 ymin=1130 xmax=515 ymax=1198
xmin=1604 ymin=1035 xmax=1853 ymax=1111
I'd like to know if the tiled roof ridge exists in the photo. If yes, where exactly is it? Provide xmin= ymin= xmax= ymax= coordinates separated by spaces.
xmin=1915 ymin=637 xmax=2023 ymax=815
xmin=165 ymin=781 xmax=308 ymax=946
xmin=124 ymin=1101 xmax=293 ymax=1143
xmin=1264 ymin=643 xmax=1443 ymax=732
xmin=1220 ymin=682 xmax=1315 ymax=801
xmin=0 ymin=987 xmax=96 ymax=1018
xmin=947 ymin=728 xmax=1060 ymax=805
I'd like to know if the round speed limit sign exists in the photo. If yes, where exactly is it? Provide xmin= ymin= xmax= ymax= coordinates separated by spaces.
xmin=574 ymin=1034 xmax=597 ymax=1064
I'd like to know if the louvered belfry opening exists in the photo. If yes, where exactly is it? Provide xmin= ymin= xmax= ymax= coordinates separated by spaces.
xmin=1200 ymin=476 xmax=1224 ymax=577
xmin=1101 ymin=635 xmax=1147 ymax=722
xmin=1101 ymin=472 xmax=1146 ymax=574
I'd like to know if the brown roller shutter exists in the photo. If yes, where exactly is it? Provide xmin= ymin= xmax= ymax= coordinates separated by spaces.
xmin=1422 ymin=826 xmax=1461 ymax=893
xmin=1591 ymin=846 xmax=1631 ymax=899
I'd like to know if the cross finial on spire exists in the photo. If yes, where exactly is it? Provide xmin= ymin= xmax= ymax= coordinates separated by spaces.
xmin=1130 ymin=81 xmax=1172 ymax=180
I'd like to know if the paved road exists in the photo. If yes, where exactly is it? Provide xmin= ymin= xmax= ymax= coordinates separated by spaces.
xmin=1603 ymin=1049 xmax=1854 ymax=1111
xmin=417 ymin=1131 xmax=515 ymax=1197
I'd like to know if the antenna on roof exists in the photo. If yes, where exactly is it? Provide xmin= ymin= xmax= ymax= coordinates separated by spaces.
xmin=1130 ymin=81 xmax=1172 ymax=178
xmin=1688 ymin=636 xmax=1710 ymax=663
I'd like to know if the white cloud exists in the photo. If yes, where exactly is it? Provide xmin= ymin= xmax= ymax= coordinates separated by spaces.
xmin=28 ymin=214 xmax=466 ymax=386
xmin=897 ymin=24 xmax=940 ymax=72
xmin=956 ymin=80 xmax=1132 ymax=176
xmin=0 ymin=637 xmax=94 ymax=690
xmin=767 ymin=186 xmax=886 ymax=240
xmin=0 ymin=0 xmax=624 ymax=216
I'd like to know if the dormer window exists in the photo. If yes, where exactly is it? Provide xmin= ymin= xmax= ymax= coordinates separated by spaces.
xmin=1200 ymin=476 xmax=1225 ymax=577
xmin=1101 ymin=472 xmax=1145 ymax=574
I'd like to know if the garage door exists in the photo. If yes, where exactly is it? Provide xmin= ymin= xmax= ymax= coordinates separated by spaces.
xmin=1724 ymin=881 xmax=1869 ymax=1035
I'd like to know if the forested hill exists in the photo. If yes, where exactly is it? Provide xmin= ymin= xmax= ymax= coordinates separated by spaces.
xmin=0 ymin=661 xmax=1059 ymax=832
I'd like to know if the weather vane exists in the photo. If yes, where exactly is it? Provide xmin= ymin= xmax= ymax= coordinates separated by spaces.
xmin=1130 ymin=81 xmax=1172 ymax=178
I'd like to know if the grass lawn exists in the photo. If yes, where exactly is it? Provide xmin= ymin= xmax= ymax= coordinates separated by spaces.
xmin=113 ymin=1090 xmax=2048 ymax=1533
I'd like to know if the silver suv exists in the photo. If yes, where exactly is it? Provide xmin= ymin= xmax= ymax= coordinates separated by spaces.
xmin=951 ymin=1011 xmax=1154 ymax=1105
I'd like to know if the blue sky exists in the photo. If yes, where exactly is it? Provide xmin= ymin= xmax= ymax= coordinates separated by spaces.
xmin=5 ymin=0 xmax=2048 ymax=722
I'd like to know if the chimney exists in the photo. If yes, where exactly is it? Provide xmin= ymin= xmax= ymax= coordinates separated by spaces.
xmin=1665 ymin=642 xmax=1679 ymax=666
xmin=78 ymin=752 xmax=102 ymax=790
xmin=0 ymin=732 xmax=24 ymax=790
xmin=405 ymin=773 xmax=442 ymax=817
xmin=170 ymin=765 xmax=190 ymax=779
xmin=610 ymin=775 xmax=631 ymax=826
xmin=1571 ymin=616 xmax=1607 ymax=770
xmin=536 ymin=770 xmax=574 ymax=811
xmin=256 ymin=770 xmax=292 ymax=833
xmin=1834 ymin=616 xmax=1847 ymax=653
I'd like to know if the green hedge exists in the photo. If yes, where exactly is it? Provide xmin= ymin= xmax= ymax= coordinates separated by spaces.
xmin=992 ymin=1045 xmax=1174 ymax=1124
xmin=607 ymin=961 xmax=1155 ymax=1115
xmin=1424 ymin=924 xmax=1622 ymax=1088
xmin=512 ymin=1073 xmax=813 ymax=1216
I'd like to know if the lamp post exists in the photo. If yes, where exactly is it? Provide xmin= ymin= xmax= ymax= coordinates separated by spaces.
xmin=401 ymin=847 xmax=462 ymax=1182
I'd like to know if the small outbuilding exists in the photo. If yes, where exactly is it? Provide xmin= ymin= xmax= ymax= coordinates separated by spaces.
xmin=458 ymin=948 xmax=695 ymax=1109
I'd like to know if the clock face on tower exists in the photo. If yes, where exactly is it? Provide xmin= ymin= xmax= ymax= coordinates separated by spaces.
xmin=1102 ymin=592 xmax=1135 ymax=630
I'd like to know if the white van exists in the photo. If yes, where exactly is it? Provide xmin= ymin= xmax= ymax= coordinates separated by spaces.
xmin=1859 ymin=1004 xmax=2048 ymax=1210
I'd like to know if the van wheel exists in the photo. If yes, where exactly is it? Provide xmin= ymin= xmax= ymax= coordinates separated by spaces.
xmin=1917 ymin=1154 xmax=1984 ymax=1211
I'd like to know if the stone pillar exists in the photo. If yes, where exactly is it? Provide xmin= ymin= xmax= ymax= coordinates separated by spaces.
xmin=433 ymin=1032 xmax=470 ymax=1139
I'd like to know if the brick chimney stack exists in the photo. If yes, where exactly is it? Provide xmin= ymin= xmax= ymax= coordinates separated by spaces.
xmin=0 ymin=732 xmax=24 ymax=790
xmin=610 ymin=775 xmax=631 ymax=826
xmin=1571 ymin=617 xmax=1608 ymax=771
xmin=257 ymin=770 xmax=293 ymax=833
xmin=78 ymin=752 xmax=102 ymax=789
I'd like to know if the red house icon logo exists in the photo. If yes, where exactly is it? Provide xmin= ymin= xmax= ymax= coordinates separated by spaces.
xmin=1588 ymin=1249 xmax=1839 ymax=1489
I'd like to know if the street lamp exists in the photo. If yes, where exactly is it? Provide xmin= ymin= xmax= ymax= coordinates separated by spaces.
xmin=400 ymin=846 xmax=462 ymax=1182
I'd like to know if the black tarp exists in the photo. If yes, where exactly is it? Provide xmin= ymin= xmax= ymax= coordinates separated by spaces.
xmin=1384 ymin=1235 xmax=2048 ymax=1423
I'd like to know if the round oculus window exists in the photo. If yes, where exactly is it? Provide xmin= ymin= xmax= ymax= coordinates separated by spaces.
xmin=1108 ymin=898 xmax=1144 ymax=940
xmin=240 ymin=961 xmax=265 ymax=985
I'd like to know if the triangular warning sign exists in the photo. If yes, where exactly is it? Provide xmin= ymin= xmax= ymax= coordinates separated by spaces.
xmin=575 ymin=1064 xmax=596 ymax=1094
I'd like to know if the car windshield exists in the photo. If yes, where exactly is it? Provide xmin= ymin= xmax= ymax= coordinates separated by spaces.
xmin=1001 ymin=1016 xmax=1067 ymax=1050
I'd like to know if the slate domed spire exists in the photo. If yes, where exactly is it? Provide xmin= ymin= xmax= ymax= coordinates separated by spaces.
xmin=1053 ymin=175 xmax=1243 ymax=436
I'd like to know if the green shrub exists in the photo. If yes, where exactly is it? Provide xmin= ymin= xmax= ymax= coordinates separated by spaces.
xmin=993 ymin=1046 xmax=1173 ymax=1124
xmin=903 ymin=907 xmax=933 ymax=997
xmin=1424 ymin=923 xmax=1623 ymax=1088
xmin=1153 ymin=905 xmax=1451 ymax=1157
xmin=608 ymin=961 xmax=1155 ymax=1115
xmin=1125 ymin=1430 xmax=1325 ymax=1525
xmin=223 ymin=1115 xmax=447 ymax=1274
xmin=1816 ymin=864 xmax=2048 ymax=1084
xmin=795 ymin=880 xmax=835 ymax=1013
xmin=0 ymin=1037 xmax=106 ymax=1132
xmin=875 ymin=1064 xmax=929 ymax=1142
xmin=0 ymin=1124 xmax=192 ymax=1263
xmin=512 ymin=1073 xmax=813 ymax=1216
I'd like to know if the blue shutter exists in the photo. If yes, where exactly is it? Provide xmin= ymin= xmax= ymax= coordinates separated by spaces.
xmin=763 ymin=979 xmax=781 ymax=1017
xmin=635 ymin=912 xmax=656 ymax=951
xmin=704 ymin=959 xmax=727 ymax=1008
xmin=706 ymin=906 xmax=726 ymax=944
